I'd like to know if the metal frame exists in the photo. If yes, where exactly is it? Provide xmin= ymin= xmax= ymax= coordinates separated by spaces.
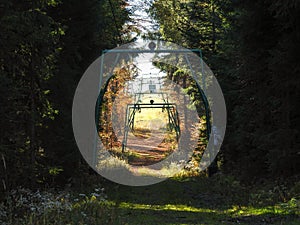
xmin=103 ymin=49 xmax=203 ymax=54
xmin=121 ymin=103 xmax=180 ymax=152
xmin=94 ymin=47 xmax=211 ymax=168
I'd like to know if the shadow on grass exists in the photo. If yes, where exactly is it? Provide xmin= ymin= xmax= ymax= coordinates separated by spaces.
xmin=101 ymin=176 xmax=299 ymax=224
xmin=105 ymin=177 xmax=243 ymax=210
xmin=116 ymin=203 xmax=299 ymax=225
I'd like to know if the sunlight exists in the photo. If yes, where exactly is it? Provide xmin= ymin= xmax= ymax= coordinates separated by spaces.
xmin=119 ymin=202 xmax=218 ymax=213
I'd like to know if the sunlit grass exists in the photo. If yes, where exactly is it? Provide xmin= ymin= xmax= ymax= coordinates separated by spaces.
xmin=119 ymin=202 xmax=218 ymax=213
xmin=227 ymin=205 xmax=296 ymax=216
xmin=3 ymin=180 xmax=299 ymax=225
xmin=116 ymin=201 xmax=299 ymax=225
xmin=134 ymin=108 xmax=168 ymax=130
xmin=119 ymin=201 xmax=299 ymax=216
xmin=129 ymin=164 xmax=182 ymax=178
xmin=21 ymin=201 xmax=299 ymax=225
xmin=3 ymin=173 xmax=299 ymax=225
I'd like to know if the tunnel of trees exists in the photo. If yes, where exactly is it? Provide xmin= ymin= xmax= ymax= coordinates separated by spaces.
xmin=0 ymin=0 xmax=299 ymax=224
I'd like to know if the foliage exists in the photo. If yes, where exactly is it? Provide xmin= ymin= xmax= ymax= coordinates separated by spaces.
xmin=0 ymin=0 xmax=132 ymax=193
xmin=150 ymin=0 xmax=300 ymax=181
xmin=222 ymin=0 xmax=300 ymax=180
xmin=0 ymin=0 xmax=62 ymax=192
xmin=0 ymin=186 xmax=108 ymax=225
xmin=98 ymin=63 xmax=138 ymax=150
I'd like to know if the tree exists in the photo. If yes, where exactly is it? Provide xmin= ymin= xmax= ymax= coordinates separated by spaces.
xmin=149 ymin=0 xmax=235 ymax=175
xmin=0 ymin=0 xmax=132 ymax=191
xmin=42 ymin=0 xmax=132 ymax=185
xmin=222 ymin=0 xmax=300 ymax=180
xmin=0 ymin=0 xmax=62 ymax=190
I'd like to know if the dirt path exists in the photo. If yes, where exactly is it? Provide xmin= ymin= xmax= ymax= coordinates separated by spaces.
xmin=125 ymin=129 xmax=175 ymax=166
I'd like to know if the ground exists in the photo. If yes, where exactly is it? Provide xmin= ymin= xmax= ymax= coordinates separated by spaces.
xmin=5 ymin=175 xmax=299 ymax=224
xmin=103 ymin=177 xmax=299 ymax=225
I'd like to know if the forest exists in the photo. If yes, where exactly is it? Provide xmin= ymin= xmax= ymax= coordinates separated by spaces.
xmin=0 ymin=0 xmax=299 ymax=224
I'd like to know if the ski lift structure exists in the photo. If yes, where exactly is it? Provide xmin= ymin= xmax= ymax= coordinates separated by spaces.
xmin=94 ymin=42 xmax=211 ymax=167
xmin=121 ymin=77 xmax=181 ymax=152
xmin=124 ymin=76 xmax=162 ymax=99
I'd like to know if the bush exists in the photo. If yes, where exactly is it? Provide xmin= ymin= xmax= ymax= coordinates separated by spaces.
xmin=0 ymin=186 xmax=110 ymax=225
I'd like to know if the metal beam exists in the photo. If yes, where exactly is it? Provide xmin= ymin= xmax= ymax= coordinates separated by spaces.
xmin=128 ymin=106 xmax=175 ymax=109
xmin=103 ymin=49 xmax=201 ymax=54
xmin=128 ymin=103 xmax=175 ymax=106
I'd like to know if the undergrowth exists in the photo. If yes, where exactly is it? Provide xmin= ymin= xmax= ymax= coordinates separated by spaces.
xmin=0 ymin=175 xmax=299 ymax=225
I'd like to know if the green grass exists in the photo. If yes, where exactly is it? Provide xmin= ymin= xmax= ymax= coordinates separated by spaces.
xmin=103 ymin=176 xmax=299 ymax=225
xmin=4 ymin=175 xmax=299 ymax=225
xmin=25 ymin=200 xmax=297 ymax=225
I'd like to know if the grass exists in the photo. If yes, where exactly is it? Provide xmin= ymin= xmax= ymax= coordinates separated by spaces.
xmin=20 ymin=175 xmax=300 ymax=225
xmin=19 ymin=200 xmax=297 ymax=225
xmin=2 ymin=175 xmax=299 ymax=225
xmin=104 ymin=176 xmax=299 ymax=225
